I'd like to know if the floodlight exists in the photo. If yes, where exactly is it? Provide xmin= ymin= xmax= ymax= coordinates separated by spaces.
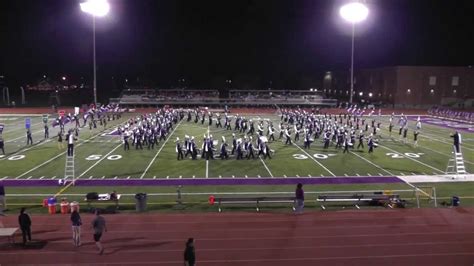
xmin=80 ymin=0 xmax=110 ymax=17
xmin=340 ymin=2 xmax=369 ymax=24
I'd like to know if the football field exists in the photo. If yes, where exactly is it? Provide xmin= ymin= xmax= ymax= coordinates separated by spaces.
xmin=1 ymin=112 xmax=473 ymax=182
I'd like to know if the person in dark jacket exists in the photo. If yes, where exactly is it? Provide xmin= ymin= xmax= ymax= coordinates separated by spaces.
xmin=184 ymin=238 xmax=196 ymax=266
xmin=451 ymin=131 xmax=461 ymax=153
xmin=295 ymin=183 xmax=304 ymax=214
xmin=18 ymin=208 xmax=32 ymax=244
xmin=70 ymin=209 xmax=82 ymax=247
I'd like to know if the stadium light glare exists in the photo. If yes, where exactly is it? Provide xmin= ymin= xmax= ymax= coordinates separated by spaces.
xmin=340 ymin=2 xmax=369 ymax=23
xmin=339 ymin=2 xmax=369 ymax=104
xmin=80 ymin=0 xmax=110 ymax=17
xmin=368 ymin=92 xmax=373 ymax=97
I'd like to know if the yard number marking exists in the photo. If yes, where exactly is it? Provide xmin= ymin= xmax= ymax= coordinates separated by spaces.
xmin=85 ymin=154 xmax=122 ymax=161
xmin=386 ymin=152 xmax=424 ymax=159
xmin=292 ymin=153 xmax=335 ymax=160
xmin=8 ymin=155 xmax=25 ymax=161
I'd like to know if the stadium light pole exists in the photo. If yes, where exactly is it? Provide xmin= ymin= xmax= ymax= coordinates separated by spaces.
xmin=80 ymin=0 xmax=110 ymax=106
xmin=340 ymin=2 xmax=369 ymax=104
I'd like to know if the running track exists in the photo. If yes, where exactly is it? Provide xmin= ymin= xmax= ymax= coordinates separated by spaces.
xmin=0 ymin=208 xmax=473 ymax=265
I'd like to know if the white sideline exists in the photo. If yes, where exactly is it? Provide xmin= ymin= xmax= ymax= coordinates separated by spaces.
xmin=398 ymin=174 xmax=474 ymax=183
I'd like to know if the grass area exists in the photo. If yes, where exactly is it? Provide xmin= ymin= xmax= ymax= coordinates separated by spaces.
xmin=1 ymin=112 xmax=473 ymax=214
xmin=2 ymin=182 xmax=472 ymax=214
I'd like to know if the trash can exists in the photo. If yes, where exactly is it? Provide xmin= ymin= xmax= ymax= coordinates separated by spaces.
xmin=135 ymin=193 xmax=147 ymax=212
xmin=60 ymin=199 xmax=69 ymax=214
xmin=452 ymin=196 xmax=460 ymax=207
xmin=42 ymin=198 xmax=49 ymax=208
xmin=48 ymin=197 xmax=57 ymax=215
xmin=70 ymin=201 xmax=80 ymax=213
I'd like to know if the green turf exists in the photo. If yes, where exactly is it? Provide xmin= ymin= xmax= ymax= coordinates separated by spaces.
xmin=1 ymin=112 xmax=473 ymax=213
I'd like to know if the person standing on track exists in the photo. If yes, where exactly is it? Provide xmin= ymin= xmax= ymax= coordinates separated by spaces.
xmin=184 ymin=238 xmax=196 ymax=266
xmin=18 ymin=208 xmax=32 ymax=245
xmin=0 ymin=181 xmax=6 ymax=213
xmin=295 ymin=183 xmax=304 ymax=214
xmin=70 ymin=209 xmax=82 ymax=247
xmin=92 ymin=209 xmax=107 ymax=255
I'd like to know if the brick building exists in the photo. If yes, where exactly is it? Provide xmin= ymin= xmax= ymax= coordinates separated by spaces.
xmin=323 ymin=66 xmax=474 ymax=108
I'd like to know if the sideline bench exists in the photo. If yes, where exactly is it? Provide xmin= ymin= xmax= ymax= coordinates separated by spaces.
xmin=0 ymin=228 xmax=18 ymax=245
xmin=317 ymin=194 xmax=401 ymax=210
xmin=215 ymin=196 xmax=296 ymax=212
xmin=84 ymin=194 xmax=121 ymax=210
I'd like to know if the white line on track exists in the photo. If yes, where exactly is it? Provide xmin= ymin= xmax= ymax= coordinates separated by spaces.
xmin=77 ymin=143 xmax=122 ymax=179
xmin=259 ymin=157 xmax=274 ymax=177
xmin=292 ymin=143 xmax=335 ymax=176
xmin=140 ymin=120 xmax=183 ymax=179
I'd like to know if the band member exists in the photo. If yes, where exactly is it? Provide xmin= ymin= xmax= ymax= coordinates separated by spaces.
xmin=278 ymin=122 xmax=284 ymax=139
xmin=368 ymin=135 xmax=375 ymax=153
xmin=176 ymin=138 xmax=184 ymax=160
xmin=357 ymin=130 xmax=364 ymax=149
xmin=220 ymin=136 xmax=228 ymax=159
xmin=303 ymin=131 xmax=311 ymax=149
xmin=26 ymin=129 xmax=33 ymax=145
xmin=236 ymin=140 xmax=243 ymax=160
xmin=231 ymin=134 xmax=237 ymax=155
xmin=247 ymin=139 xmax=255 ymax=159
xmin=123 ymin=130 xmax=130 ymax=151
xmin=402 ymin=125 xmax=408 ymax=144
xmin=284 ymin=127 xmax=292 ymax=145
xmin=268 ymin=125 xmax=275 ymax=142
xmin=413 ymin=130 xmax=419 ymax=147
xmin=44 ymin=124 xmax=49 ymax=139
xmin=263 ymin=141 xmax=272 ymax=159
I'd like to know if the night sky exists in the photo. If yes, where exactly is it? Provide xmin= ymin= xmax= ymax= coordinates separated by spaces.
xmin=0 ymin=0 xmax=473 ymax=88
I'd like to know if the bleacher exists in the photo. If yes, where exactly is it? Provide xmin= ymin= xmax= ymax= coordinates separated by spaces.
xmin=114 ymin=88 xmax=338 ymax=108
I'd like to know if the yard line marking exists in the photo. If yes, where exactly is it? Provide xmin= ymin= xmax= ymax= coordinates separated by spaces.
xmin=257 ymin=175 xmax=261 ymax=178
xmin=26 ymin=176 xmax=32 ymax=180
xmin=284 ymin=175 xmax=287 ymax=178
xmin=5 ymin=129 xmax=43 ymax=143
xmin=259 ymin=157 xmax=274 ymax=178
xmin=166 ymin=176 xmax=169 ymax=179
xmin=140 ymin=120 xmax=183 ymax=179
xmin=0 ymin=139 xmax=52 ymax=161
xmin=418 ymin=144 xmax=474 ymax=165
xmin=51 ymin=176 xmax=56 ymax=180
xmin=101 ymin=176 xmax=105 ymax=179
xmin=320 ymin=174 xmax=324 ymax=177
xmin=344 ymin=174 xmax=348 ymax=177
xmin=39 ymin=176 xmax=44 ymax=179
xmin=153 ymin=176 xmax=157 ymax=179
xmin=378 ymin=173 xmax=384 ymax=176
xmin=1 ymin=176 xmax=8 ymax=180
xmin=219 ymin=176 xmax=222 ymax=179
xmin=308 ymin=175 xmax=312 ymax=177
xmin=114 ymin=176 xmax=118 ymax=179
xmin=89 ymin=176 xmax=93 ymax=180
xmin=192 ymin=175 xmax=195 ymax=179
xmin=206 ymin=160 xmax=209 ymax=178
xmin=400 ymin=172 xmax=405 ymax=175
xmin=127 ymin=176 xmax=130 ymax=179
xmin=179 ymin=176 xmax=182 ymax=179
xmin=245 ymin=175 xmax=248 ymax=178
xmin=349 ymin=151 xmax=394 ymax=176
xmin=77 ymin=143 xmax=122 ymax=179
xmin=356 ymin=174 xmax=360 ymax=176
xmin=367 ymin=173 xmax=371 ymax=176
xmin=296 ymin=174 xmax=300 ymax=178
xmin=378 ymin=144 xmax=444 ymax=174
xmin=13 ymin=126 xmax=121 ymax=178
xmin=232 ymin=175 xmax=235 ymax=178
xmin=292 ymin=143 xmax=335 ymax=176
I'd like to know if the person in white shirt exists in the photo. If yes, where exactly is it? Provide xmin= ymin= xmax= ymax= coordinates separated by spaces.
xmin=67 ymin=130 xmax=77 ymax=156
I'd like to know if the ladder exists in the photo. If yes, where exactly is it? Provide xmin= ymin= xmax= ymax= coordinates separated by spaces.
xmin=446 ymin=146 xmax=467 ymax=179
xmin=64 ymin=153 xmax=75 ymax=185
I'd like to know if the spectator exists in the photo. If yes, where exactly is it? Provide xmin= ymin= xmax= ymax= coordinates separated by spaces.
xmin=0 ymin=181 xmax=6 ymax=213
xmin=18 ymin=208 xmax=32 ymax=245
xmin=184 ymin=238 xmax=196 ymax=266
xmin=0 ymin=134 xmax=5 ymax=155
xmin=71 ymin=209 xmax=82 ymax=247
xmin=92 ymin=209 xmax=107 ymax=255
xmin=295 ymin=183 xmax=304 ymax=214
